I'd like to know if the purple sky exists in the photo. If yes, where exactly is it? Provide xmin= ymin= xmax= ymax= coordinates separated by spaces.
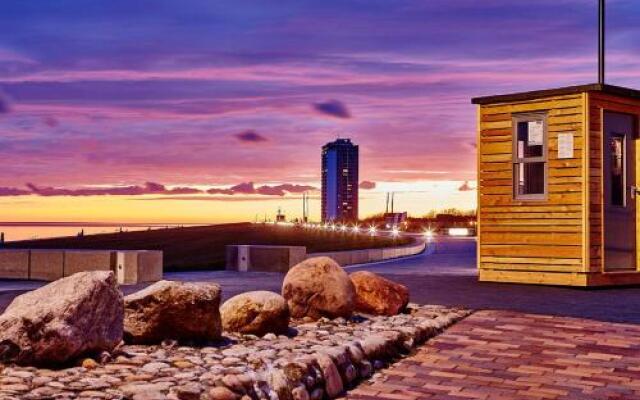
xmin=0 ymin=0 xmax=639 ymax=198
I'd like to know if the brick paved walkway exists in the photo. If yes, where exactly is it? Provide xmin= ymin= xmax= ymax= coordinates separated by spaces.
xmin=345 ymin=310 xmax=640 ymax=400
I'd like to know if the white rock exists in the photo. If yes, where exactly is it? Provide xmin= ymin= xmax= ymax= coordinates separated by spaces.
xmin=0 ymin=271 xmax=123 ymax=365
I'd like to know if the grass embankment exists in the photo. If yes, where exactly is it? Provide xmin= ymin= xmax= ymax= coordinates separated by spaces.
xmin=4 ymin=223 xmax=412 ymax=271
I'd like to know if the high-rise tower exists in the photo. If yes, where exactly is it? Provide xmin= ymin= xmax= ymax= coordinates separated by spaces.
xmin=321 ymin=138 xmax=359 ymax=223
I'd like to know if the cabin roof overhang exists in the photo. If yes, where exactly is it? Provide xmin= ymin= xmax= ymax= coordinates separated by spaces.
xmin=471 ymin=83 xmax=640 ymax=105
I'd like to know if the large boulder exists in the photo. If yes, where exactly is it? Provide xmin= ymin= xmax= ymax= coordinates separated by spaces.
xmin=282 ymin=257 xmax=355 ymax=320
xmin=350 ymin=271 xmax=409 ymax=316
xmin=0 ymin=271 xmax=123 ymax=366
xmin=221 ymin=291 xmax=289 ymax=336
xmin=124 ymin=281 xmax=222 ymax=344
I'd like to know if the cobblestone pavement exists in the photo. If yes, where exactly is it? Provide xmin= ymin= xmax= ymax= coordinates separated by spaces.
xmin=0 ymin=306 xmax=469 ymax=399
xmin=345 ymin=310 xmax=640 ymax=400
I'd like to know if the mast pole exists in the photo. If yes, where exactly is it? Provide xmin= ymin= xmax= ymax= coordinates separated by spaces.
xmin=598 ymin=0 xmax=605 ymax=85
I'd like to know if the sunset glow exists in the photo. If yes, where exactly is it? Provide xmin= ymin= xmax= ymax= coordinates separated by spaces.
xmin=1 ymin=1 xmax=639 ymax=224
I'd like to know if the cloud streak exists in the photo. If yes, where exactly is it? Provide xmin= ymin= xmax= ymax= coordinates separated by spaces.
xmin=208 ymin=182 xmax=316 ymax=197
xmin=25 ymin=182 xmax=203 ymax=197
xmin=312 ymin=100 xmax=351 ymax=119
xmin=234 ymin=130 xmax=268 ymax=143
xmin=0 ymin=181 xmax=317 ymax=198
xmin=360 ymin=181 xmax=376 ymax=190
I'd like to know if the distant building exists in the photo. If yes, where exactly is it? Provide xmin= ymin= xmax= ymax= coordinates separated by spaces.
xmin=383 ymin=192 xmax=406 ymax=229
xmin=321 ymin=138 xmax=359 ymax=223
xmin=384 ymin=212 xmax=407 ymax=229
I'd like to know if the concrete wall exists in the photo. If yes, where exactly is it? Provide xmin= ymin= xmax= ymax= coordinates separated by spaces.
xmin=64 ymin=250 xmax=114 ymax=276
xmin=115 ymin=250 xmax=163 ymax=284
xmin=0 ymin=250 xmax=30 ymax=279
xmin=226 ymin=240 xmax=428 ymax=272
xmin=30 ymin=250 xmax=64 ymax=281
xmin=226 ymin=245 xmax=306 ymax=272
xmin=0 ymin=249 xmax=163 ymax=284
xmin=309 ymin=240 xmax=427 ymax=266
xmin=116 ymin=251 xmax=138 ymax=285
xmin=137 ymin=250 xmax=163 ymax=283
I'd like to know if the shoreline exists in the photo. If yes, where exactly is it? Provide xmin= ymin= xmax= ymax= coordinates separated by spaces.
xmin=0 ymin=222 xmax=212 ymax=243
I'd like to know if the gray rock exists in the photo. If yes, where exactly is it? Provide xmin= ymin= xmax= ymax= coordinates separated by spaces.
xmin=133 ymin=392 xmax=167 ymax=400
xmin=221 ymin=291 xmax=289 ymax=336
xmin=173 ymin=382 xmax=203 ymax=400
xmin=309 ymin=388 xmax=324 ymax=400
xmin=208 ymin=386 xmax=240 ymax=400
xmin=0 ymin=271 xmax=123 ymax=366
xmin=350 ymin=271 xmax=409 ymax=316
xmin=315 ymin=353 xmax=343 ymax=398
xmin=121 ymin=382 xmax=173 ymax=396
xmin=268 ymin=369 xmax=292 ymax=400
xmin=282 ymin=257 xmax=355 ymax=320
xmin=291 ymin=385 xmax=309 ymax=400
xmin=124 ymin=281 xmax=222 ymax=344
xmin=141 ymin=362 xmax=170 ymax=373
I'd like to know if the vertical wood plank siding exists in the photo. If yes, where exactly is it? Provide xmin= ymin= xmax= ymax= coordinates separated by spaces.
xmin=587 ymin=92 xmax=640 ymax=274
xmin=478 ymin=95 xmax=585 ymax=276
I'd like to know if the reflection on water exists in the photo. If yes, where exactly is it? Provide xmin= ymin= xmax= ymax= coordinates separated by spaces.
xmin=0 ymin=223 xmax=199 ymax=242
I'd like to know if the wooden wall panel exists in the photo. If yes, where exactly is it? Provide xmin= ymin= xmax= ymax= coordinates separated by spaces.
xmin=478 ymin=94 xmax=585 ymax=274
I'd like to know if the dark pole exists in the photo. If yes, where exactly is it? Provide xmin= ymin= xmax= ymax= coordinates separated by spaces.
xmin=391 ymin=192 xmax=395 ymax=213
xmin=599 ymin=0 xmax=605 ymax=85
xmin=385 ymin=192 xmax=389 ymax=214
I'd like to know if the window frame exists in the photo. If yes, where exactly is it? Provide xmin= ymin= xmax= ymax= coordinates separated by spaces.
xmin=512 ymin=112 xmax=549 ymax=201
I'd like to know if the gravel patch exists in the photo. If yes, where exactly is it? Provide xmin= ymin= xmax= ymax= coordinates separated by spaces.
xmin=0 ymin=304 xmax=470 ymax=400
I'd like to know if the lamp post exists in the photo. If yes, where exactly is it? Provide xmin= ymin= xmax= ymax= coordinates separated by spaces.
xmin=598 ymin=0 xmax=605 ymax=85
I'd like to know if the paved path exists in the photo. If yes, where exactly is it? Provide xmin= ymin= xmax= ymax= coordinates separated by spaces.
xmin=348 ymin=238 xmax=640 ymax=324
xmin=345 ymin=310 xmax=640 ymax=400
xmin=2 ymin=237 xmax=640 ymax=323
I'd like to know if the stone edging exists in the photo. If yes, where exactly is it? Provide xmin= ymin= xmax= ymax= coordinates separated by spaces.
xmin=0 ymin=305 xmax=471 ymax=400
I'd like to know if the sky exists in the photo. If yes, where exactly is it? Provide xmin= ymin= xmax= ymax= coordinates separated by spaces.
xmin=1 ymin=0 xmax=640 ymax=224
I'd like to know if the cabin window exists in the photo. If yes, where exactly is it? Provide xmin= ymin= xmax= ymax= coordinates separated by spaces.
xmin=513 ymin=113 xmax=547 ymax=200
xmin=610 ymin=134 xmax=625 ymax=206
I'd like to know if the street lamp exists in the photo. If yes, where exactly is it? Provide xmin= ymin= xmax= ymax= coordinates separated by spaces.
xmin=423 ymin=229 xmax=434 ymax=241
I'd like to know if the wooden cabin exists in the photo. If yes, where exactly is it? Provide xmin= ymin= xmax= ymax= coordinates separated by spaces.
xmin=473 ymin=83 xmax=640 ymax=286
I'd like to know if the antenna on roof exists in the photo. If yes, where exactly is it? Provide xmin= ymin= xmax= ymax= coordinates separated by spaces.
xmin=598 ymin=0 xmax=605 ymax=85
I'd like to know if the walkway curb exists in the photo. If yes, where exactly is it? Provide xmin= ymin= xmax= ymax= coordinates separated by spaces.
xmin=308 ymin=240 xmax=431 ymax=267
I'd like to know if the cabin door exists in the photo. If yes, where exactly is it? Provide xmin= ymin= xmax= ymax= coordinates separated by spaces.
xmin=603 ymin=111 xmax=636 ymax=271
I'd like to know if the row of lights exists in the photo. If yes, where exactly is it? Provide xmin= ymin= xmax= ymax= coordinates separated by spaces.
xmin=298 ymin=222 xmax=390 ymax=236
xmin=282 ymin=221 xmax=436 ymax=240
xmin=300 ymin=222 xmax=383 ymax=235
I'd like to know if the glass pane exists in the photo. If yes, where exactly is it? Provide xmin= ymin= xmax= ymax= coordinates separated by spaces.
xmin=610 ymin=136 xmax=625 ymax=206
xmin=515 ymin=162 xmax=545 ymax=196
xmin=517 ymin=121 xmax=543 ymax=158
